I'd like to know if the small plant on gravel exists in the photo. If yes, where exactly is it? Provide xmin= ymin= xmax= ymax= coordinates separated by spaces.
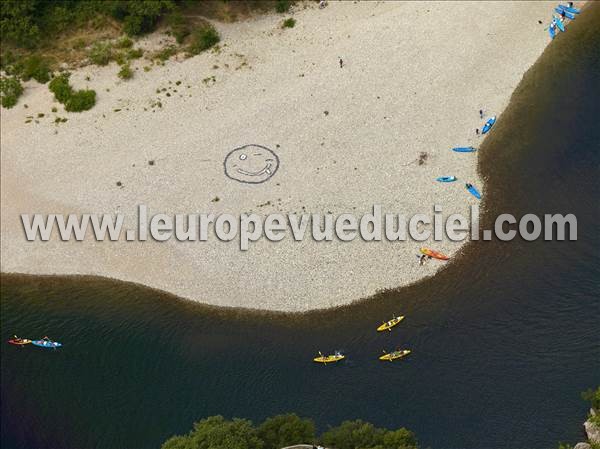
xmin=282 ymin=18 xmax=296 ymax=28
xmin=118 ymin=63 xmax=134 ymax=80
xmin=127 ymin=48 xmax=144 ymax=59
xmin=153 ymin=46 xmax=178 ymax=62
xmin=89 ymin=42 xmax=113 ymax=66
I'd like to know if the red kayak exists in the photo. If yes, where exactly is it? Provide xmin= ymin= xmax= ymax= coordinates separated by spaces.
xmin=420 ymin=247 xmax=449 ymax=261
xmin=8 ymin=336 xmax=32 ymax=346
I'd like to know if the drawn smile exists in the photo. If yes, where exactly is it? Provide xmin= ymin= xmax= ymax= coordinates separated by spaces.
xmin=236 ymin=162 xmax=273 ymax=177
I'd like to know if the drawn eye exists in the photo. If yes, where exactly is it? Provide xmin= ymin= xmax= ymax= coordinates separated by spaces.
xmin=239 ymin=154 xmax=247 ymax=160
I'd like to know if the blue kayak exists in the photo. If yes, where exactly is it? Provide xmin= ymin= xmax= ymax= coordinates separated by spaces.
xmin=555 ymin=7 xmax=576 ymax=19
xmin=482 ymin=116 xmax=496 ymax=134
xmin=452 ymin=147 xmax=477 ymax=153
xmin=554 ymin=16 xmax=565 ymax=32
xmin=466 ymin=183 xmax=481 ymax=200
xmin=549 ymin=25 xmax=556 ymax=39
xmin=436 ymin=176 xmax=457 ymax=182
xmin=32 ymin=339 xmax=62 ymax=349
xmin=557 ymin=4 xmax=580 ymax=14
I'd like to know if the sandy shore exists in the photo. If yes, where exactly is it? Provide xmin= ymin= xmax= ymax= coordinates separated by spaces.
xmin=1 ymin=1 xmax=564 ymax=311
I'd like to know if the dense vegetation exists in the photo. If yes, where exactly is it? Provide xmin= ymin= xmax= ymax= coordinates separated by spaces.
xmin=162 ymin=414 xmax=419 ymax=449
xmin=1 ymin=1 xmax=295 ymax=110
xmin=1 ymin=0 xmax=293 ymax=49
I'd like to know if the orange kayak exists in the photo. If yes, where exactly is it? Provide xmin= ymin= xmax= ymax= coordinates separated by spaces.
xmin=420 ymin=248 xmax=449 ymax=261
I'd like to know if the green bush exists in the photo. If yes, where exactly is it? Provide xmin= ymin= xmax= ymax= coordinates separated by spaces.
xmin=275 ymin=0 xmax=292 ymax=13
xmin=282 ymin=18 xmax=296 ymax=29
xmin=49 ymin=72 xmax=96 ymax=112
xmin=187 ymin=25 xmax=220 ymax=56
xmin=257 ymin=414 xmax=315 ymax=449
xmin=167 ymin=11 xmax=190 ymax=44
xmin=65 ymin=89 xmax=96 ymax=112
xmin=89 ymin=42 xmax=113 ymax=66
xmin=118 ymin=63 xmax=133 ymax=80
xmin=0 ymin=76 xmax=24 ymax=108
xmin=111 ymin=0 xmax=175 ymax=36
xmin=19 ymin=55 xmax=51 ymax=83
xmin=48 ymin=73 xmax=73 ymax=103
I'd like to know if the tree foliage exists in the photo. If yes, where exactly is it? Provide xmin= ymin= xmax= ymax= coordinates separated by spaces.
xmin=257 ymin=413 xmax=315 ymax=449
xmin=161 ymin=416 xmax=263 ymax=449
xmin=322 ymin=419 xmax=418 ymax=449
xmin=162 ymin=414 xmax=418 ymax=449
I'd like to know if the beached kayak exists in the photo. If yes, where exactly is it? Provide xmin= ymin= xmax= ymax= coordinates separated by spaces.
xmin=436 ymin=176 xmax=457 ymax=182
xmin=313 ymin=352 xmax=345 ymax=364
xmin=555 ymin=7 xmax=576 ymax=19
xmin=32 ymin=339 xmax=62 ymax=349
xmin=8 ymin=337 xmax=32 ymax=346
xmin=452 ymin=147 xmax=477 ymax=153
xmin=549 ymin=25 xmax=556 ymax=39
xmin=420 ymin=247 xmax=449 ymax=261
xmin=466 ymin=183 xmax=481 ymax=200
xmin=557 ymin=4 xmax=580 ymax=14
xmin=482 ymin=116 xmax=496 ymax=134
xmin=379 ymin=349 xmax=411 ymax=362
xmin=554 ymin=16 xmax=566 ymax=32
xmin=377 ymin=315 xmax=405 ymax=332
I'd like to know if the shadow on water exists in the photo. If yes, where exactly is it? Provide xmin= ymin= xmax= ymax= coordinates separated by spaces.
xmin=2 ymin=4 xmax=600 ymax=449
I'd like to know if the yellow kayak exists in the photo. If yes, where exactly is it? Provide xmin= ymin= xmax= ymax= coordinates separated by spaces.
xmin=376 ymin=315 xmax=405 ymax=332
xmin=379 ymin=349 xmax=411 ymax=361
xmin=313 ymin=351 xmax=345 ymax=364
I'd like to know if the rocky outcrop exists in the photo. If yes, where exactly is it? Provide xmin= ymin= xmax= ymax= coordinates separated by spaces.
xmin=573 ymin=443 xmax=591 ymax=449
xmin=584 ymin=408 xmax=600 ymax=444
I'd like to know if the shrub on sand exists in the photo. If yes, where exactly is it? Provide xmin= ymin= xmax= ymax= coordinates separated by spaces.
xmin=64 ymin=89 xmax=96 ymax=112
xmin=0 ymin=76 xmax=24 ymax=108
xmin=187 ymin=24 xmax=220 ymax=56
xmin=282 ymin=18 xmax=296 ymax=28
xmin=118 ymin=63 xmax=133 ymax=80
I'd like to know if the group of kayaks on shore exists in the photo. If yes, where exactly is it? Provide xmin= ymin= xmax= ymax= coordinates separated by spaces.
xmin=436 ymin=112 xmax=496 ymax=200
xmin=7 ymin=335 xmax=62 ymax=349
xmin=314 ymin=314 xmax=409 ymax=364
xmin=549 ymin=3 xmax=580 ymax=39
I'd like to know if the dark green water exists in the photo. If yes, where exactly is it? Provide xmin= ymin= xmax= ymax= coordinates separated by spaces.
xmin=2 ymin=5 xmax=600 ymax=449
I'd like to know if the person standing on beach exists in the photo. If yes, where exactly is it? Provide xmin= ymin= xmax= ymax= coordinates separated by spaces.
xmin=339 ymin=57 xmax=344 ymax=68
xmin=476 ymin=128 xmax=480 ymax=136
xmin=479 ymin=109 xmax=484 ymax=119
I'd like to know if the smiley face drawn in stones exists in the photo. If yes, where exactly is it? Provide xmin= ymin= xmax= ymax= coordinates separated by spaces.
xmin=223 ymin=144 xmax=279 ymax=184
